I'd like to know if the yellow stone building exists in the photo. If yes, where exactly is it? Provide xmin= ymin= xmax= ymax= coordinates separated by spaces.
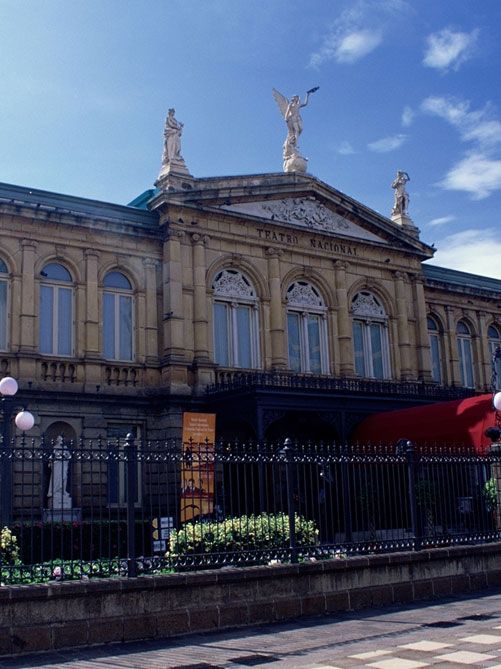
xmin=0 ymin=168 xmax=500 ymax=447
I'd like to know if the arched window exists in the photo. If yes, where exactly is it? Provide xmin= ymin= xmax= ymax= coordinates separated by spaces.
xmin=488 ymin=324 xmax=501 ymax=356
xmin=351 ymin=291 xmax=391 ymax=379
xmin=40 ymin=262 xmax=73 ymax=356
xmin=103 ymin=271 xmax=134 ymax=361
xmin=0 ymin=259 xmax=8 ymax=351
xmin=212 ymin=269 xmax=259 ymax=368
xmin=457 ymin=320 xmax=475 ymax=388
xmin=286 ymin=281 xmax=328 ymax=374
xmin=427 ymin=316 xmax=443 ymax=383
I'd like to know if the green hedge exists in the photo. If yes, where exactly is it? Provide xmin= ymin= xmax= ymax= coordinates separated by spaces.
xmin=166 ymin=512 xmax=318 ymax=562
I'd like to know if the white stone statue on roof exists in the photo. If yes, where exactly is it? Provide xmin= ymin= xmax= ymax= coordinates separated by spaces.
xmin=157 ymin=108 xmax=191 ymax=184
xmin=272 ymin=87 xmax=319 ymax=173
xmin=391 ymin=170 xmax=410 ymax=217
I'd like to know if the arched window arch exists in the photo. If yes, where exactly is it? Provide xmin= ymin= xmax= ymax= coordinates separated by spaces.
xmin=103 ymin=271 xmax=134 ymax=361
xmin=40 ymin=262 xmax=73 ymax=356
xmin=212 ymin=268 xmax=260 ymax=368
xmin=457 ymin=320 xmax=475 ymax=388
xmin=286 ymin=280 xmax=328 ymax=374
xmin=427 ymin=315 xmax=444 ymax=383
xmin=351 ymin=291 xmax=391 ymax=379
xmin=0 ymin=258 xmax=8 ymax=351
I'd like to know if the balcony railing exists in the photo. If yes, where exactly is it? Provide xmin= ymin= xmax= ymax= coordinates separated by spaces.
xmin=207 ymin=369 xmax=477 ymax=400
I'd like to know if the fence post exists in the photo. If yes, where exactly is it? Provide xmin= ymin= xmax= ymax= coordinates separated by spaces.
xmin=282 ymin=438 xmax=297 ymax=564
xmin=125 ymin=433 xmax=137 ymax=577
xmin=0 ymin=397 xmax=13 ymax=529
xmin=341 ymin=443 xmax=353 ymax=544
xmin=405 ymin=440 xmax=421 ymax=551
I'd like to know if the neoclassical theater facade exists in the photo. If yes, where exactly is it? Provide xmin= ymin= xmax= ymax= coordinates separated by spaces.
xmin=0 ymin=162 xmax=500 ymax=444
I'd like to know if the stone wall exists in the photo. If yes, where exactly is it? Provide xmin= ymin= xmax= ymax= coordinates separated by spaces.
xmin=2 ymin=543 xmax=501 ymax=657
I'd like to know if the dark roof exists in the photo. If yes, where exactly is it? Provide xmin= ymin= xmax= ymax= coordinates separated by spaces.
xmin=0 ymin=182 xmax=157 ymax=227
xmin=423 ymin=262 xmax=501 ymax=294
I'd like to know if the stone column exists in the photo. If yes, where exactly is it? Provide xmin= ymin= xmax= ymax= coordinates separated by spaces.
xmin=162 ymin=228 xmax=185 ymax=361
xmin=19 ymin=240 xmax=37 ymax=353
xmin=477 ymin=310 xmax=490 ymax=389
xmin=84 ymin=250 xmax=99 ymax=357
xmin=413 ymin=275 xmax=432 ymax=382
xmin=143 ymin=258 xmax=160 ymax=364
xmin=266 ymin=248 xmax=286 ymax=369
xmin=445 ymin=305 xmax=460 ymax=385
xmin=191 ymin=233 xmax=210 ymax=363
xmin=394 ymin=271 xmax=412 ymax=380
xmin=334 ymin=260 xmax=354 ymax=376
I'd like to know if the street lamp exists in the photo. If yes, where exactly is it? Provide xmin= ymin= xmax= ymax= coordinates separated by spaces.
xmin=0 ymin=376 xmax=35 ymax=527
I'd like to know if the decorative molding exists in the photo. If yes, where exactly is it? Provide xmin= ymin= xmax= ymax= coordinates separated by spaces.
xmin=287 ymin=281 xmax=323 ymax=308
xmin=222 ymin=198 xmax=382 ymax=241
xmin=265 ymin=247 xmax=284 ymax=259
xmin=351 ymin=292 xmax=386 ymax=318
xmin=213 ymin=269 xmax=255 ymax=299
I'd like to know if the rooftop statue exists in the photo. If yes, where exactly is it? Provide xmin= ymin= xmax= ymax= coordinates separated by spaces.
xmin=157 ymin=108 xmax=190 ymax=182
xmin=391 ymin=170 xmax=410 ymax=217
xmin=272 ymin=87 xmax=319 ymax=173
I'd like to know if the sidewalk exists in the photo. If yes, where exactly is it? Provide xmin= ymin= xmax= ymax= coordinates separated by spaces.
xmin=2 ymin=590 xmax=501 ymax=669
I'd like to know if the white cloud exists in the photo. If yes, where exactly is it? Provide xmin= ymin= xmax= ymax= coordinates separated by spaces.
xmin=334 ymin=30 xmax=383 ymax=64
xmin=427 ymin=215 xmax=455 ymax=227
xmin=427 ymin=228 xmax=501 ymax=280
xmin=401 ymin=106 xmax=414 ymax=127
xmin=423 ymin=27 xmax=478 ymax=71
xmin=367 ymin=134 xmax=407 ymax=152
xmin=337 ymin=141 xmax=356 ymax=155
xmin=439 ymin=152 xmax=501 ymax=199
xmin=309 ymin=0 xmax=410 ymax=67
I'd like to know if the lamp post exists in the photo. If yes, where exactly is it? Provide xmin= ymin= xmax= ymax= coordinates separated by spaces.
xmin=0 ymin=376 xmax=35 ymax=528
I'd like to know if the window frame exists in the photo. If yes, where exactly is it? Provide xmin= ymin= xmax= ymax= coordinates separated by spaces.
xmin=103 ymin=271 xmax=134 ymax=362
xmin=286 ymin=281 xmax=329 ymax=374
xmin=351 ymin=291 xmax=391 ymax=380
xmin=39 ymin=262 xmax=74 ymax=357
xmin=427 ymin=315 xmax=444 ymax=384
xmin=212 ymin=269 xmax=260 ymax=369
xmin=457 ymin=320 xmax=475 ymax=388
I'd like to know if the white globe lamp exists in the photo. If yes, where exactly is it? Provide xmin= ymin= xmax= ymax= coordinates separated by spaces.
xmin=0 ymin=376 xmax=18 ymax=396
xmin=494 ymin=392 xmax=501 ymax=412
xmin=15 ymin=411 xmax=35 ymax=432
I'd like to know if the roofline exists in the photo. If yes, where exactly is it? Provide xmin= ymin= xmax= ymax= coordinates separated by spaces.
xmin=0 ymin=181 xmax=157 ymax=226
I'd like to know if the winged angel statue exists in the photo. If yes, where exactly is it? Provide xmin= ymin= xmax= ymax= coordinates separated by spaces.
xmin=272 ymin=87 xmax=319 ymax=173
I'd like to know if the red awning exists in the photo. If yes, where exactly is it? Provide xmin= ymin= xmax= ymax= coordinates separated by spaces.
xmin=352 ymin=394 xmax=496 ymax=453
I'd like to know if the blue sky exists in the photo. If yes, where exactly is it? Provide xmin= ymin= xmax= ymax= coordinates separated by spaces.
xmin=1 ymin=1 xmax=501 ymax=278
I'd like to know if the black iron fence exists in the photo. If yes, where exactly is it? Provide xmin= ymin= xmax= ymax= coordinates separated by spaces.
xmin=0 ymin=435 xmax=500 ymax=584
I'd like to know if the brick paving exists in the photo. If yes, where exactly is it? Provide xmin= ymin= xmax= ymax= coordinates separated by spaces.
xmin=2 ymin=590 xmax=501 ymax=669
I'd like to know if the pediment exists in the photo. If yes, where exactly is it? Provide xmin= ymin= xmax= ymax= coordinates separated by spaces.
xmin=221 ymin=197 xmax=384 ymax=243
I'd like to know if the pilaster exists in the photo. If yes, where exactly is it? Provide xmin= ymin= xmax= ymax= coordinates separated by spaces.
xmin=394 ymin=271 xmax=412 ymax=380
xmin=334 ymin=260 xmax=354 ymax=376
xmin=266 ymin=248 xmax=286 ymax=370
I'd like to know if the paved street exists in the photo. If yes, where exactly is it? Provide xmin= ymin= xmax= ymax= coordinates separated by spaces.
xmin=3 ymin=590 xmax=501 ymax=669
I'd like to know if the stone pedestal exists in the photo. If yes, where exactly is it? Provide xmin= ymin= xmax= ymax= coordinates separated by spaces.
xmin=284 ymin=154 xmax=307 ymax=173
xmin=42 ymin=508 xmax=81 ymax=523
xmin=391 ymin=212 xmax=420 ymax=238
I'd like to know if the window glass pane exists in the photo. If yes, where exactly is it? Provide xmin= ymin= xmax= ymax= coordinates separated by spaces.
xmin=236 ymin=306 xmax=251 ymax=368
xmin=103 ymin=292 xmax=116 ymax=359
xmin=488 ymin=325 xmax=499 ymax=339
xmin=427 ymin=316 xmax=438 ymax=331
xmin=370 ymin=323 xmax=384 ymax=379
xmin=308 ymin=315 xmax=321 ymax=373
xmin=214 ymin=302 xmax=229 ymax=366
xmin=0 ymin=259 xmax=7 ymax=273
xmin=0 ymin=281 xmax=7 ymax=350
xmin=463 ymin=339 xmax=474 ymax=387
xmin=353 ymin=320 xmax=365 ymax=377
xmin=57 ymin=287 xmax=72 ymax=355
xmin=457 ymin=321 xmax=469 ymax=335
xmin=104 ymin=272 xmax=131 ymax=290
xmin=430 ymin=333 xmax=442 ymax=383
xmin=40 ymin=285 xmax=54 ymax=354
xmin=287 ymin=313 xmax=301 ymax=372
xmin=42 ymin=263 xmax=72 ymax=282
xmin=494 ymin=355 xmax=501 ymax=392
xmin=119 ymin=295 xmax=133 ymax=360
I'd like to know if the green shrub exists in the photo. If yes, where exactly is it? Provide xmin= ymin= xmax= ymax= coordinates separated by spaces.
xmin=166 ymin=512 xmax=318 ymax=563
xmin=0 ymin=527 xmax=20 ymax=565
xmin=483 ymin=477 xmax=497 ymax=512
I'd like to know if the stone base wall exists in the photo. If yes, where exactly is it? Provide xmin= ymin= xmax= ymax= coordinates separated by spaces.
xmin=2 ymin=543 xmax=501 ymax=657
